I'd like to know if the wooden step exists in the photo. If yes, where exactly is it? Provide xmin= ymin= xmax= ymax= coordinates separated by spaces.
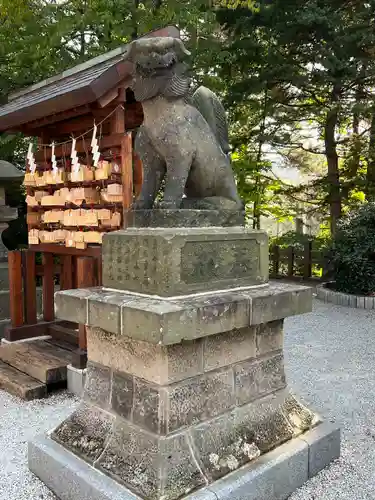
xmin=45 ymin=338 xmax=76 ymax=353
xmin=0 ymin=341 xmax=69 ymax=384
xmin=48 ymin=323 xmax=79 ymax=346
xmin=29 ymin=340 xmax=74 ymax=363
xmin=0 ymin=360 xmax=46 ymax=400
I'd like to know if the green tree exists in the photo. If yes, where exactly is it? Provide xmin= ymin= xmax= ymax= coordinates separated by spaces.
xmin=216 ymin=0 xmax=375 ymax=235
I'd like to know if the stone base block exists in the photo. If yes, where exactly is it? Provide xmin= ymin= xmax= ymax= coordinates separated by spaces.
xmin=28 ymin=423 xmax=340 ymax=500
xmin=0 ymin=318 xmax=10 ymax=339
xmin=67 ymin=364 xmax=87 ymax=397
xmin=102 ymin=227 xmax=268 ymax=296
xmin=124 ymin=209 xmax=245 ymax=228
xmin=55 ymin=282 xmax=313 ymax=345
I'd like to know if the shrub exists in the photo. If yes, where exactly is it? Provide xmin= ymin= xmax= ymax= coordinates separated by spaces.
xmin=329 ymin=203 xmax=375 ymax=295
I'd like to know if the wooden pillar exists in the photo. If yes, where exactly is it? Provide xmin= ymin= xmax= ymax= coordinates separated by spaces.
xmin=24 ymin=250 xmax=37 ymax=325
xmin=43 ymin=253 xmax=55 ymax=322
xmin=272 ymin=245 xmax=280 ymax=278
xmin=287 ymin=246 xmax=294 ymax=278
xmin=121 ymin=133 xmax=133 ymax=230
xmin=303 ymin=241 xmax=313 ymax=279
xmin=60 ymin=255 xmax=73 ymax=290
xmin=8 ymin=251 xmax=23 ymax=328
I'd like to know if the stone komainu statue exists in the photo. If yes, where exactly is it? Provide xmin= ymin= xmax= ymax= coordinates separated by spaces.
xmin=124 ymin=36 xmax=242 ymax=210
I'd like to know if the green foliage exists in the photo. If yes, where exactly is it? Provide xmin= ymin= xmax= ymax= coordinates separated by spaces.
xmin=2 ymin=0 xmax=375 ymax=240
xmin=216 ymin=0 xmax=375 ymax=234
xmin=329 ymin=203 xmax=375 ymax=295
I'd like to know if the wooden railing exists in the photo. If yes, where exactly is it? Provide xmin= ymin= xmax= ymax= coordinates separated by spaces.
xmin=7 ymin=245 xmax=102 ymax=358
xmin=269 ymin=243 xmax=327 ymax=281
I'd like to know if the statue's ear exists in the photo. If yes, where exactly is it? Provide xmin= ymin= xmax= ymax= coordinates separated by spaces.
xmin=171 ymin=38 xmax=191 ymax=59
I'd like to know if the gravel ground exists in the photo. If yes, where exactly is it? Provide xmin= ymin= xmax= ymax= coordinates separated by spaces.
xmin=287 ymin=300 xmax=375 ymax=499
xmin=0 ymin=299 xmax=374 ymax=499
xmin=0 ymin=391 xmax=79 ymax=500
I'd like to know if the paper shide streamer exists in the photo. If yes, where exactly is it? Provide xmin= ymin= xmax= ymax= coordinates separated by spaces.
xmin=91 ymin=123 xmax=100 ymax=167
xmin=27 ymin=143 xmax=37 ymax=173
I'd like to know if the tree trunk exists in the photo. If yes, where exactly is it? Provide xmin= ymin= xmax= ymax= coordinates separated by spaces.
xmin=131 ymin=0 xmax=140 ymax=40
xmin=367 ymin=108 xmax=375 ymax=201
xmin=348 ymin=82 xmax=362 ymax=179
xmin=253 ymin=88 xmax=268 ymax=230
xmin=324 ymin=83 xmax=342 ymax=237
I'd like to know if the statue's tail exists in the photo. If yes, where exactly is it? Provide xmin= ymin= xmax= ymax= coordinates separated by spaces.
xmin=190 ymin=86 xmax=231 ymax=159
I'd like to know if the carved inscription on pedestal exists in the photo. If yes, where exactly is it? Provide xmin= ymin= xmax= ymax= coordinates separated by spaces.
xmin=180 ymin=239 xmax=260 ymax=285
xmin=103 ymin=234 xmax=165 ymax=289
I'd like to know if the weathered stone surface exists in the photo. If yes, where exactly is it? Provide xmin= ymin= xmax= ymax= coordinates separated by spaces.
xmin=30 ymin=422 xmax=341 ymax=500
xmin=0 ymin=263 xmax=9 ymax=291
xmin=133 ymin=378 xmax=165 ymax=434
xmin=238 ymin=391 xmax=295 ymax=453
xmin=108 ymin=368 xmax=235 ymax=434
xmin=166 ymin=340 xmax=203 ymax=383
xmin=121 ymin=298 xmax=194 ymax=344
xmin=167 ymin=369 xmax=234 ymax=432
xmin=96 ymin=419 xmax=160 ymax=498
xmin=55 ymin=288 xmax=92 ymax=325
xmin=56 ymin=283 xmax=313 ymax=345
xmin=283 ymin=394 xmax=315 ymax=434
xmin=124 ymin=209 xmax=245 ymax=228
xmin=207 ymin=437 xmax=308 ymax=500
xmin=125 ymin=36 xmax=241 ymax=213
xmin=29 ymin=433 xmax=141 ymax=500
xmin=102 ymin=228 xmax=268 ymax=297
xmin=110 ymin=371 xmax=133 ymax=420
xmin=52 ymin=405 xmax=114 ymax=464
xmin=88 ymin=290 xmax=136 ymax=335
xmin=87 ymin=327 xmax=203 ymax=385
xmin=87 ymin=327 xmax=168 ymax=383
xmin=96 ymin=419 xmax=205 ymax=500
xmin=160 ymin=432 xmax=207 ymax=499
xmin=191 ymin=391 xmax=293 ymax=481
xmin=118 ymin=292 xmax=251 ymax=345
xmin=256 ymin=320 xmax=283 ymax=355
xmin=84 ymin=362 xmax=111 ymax=409
xmin=180 ymin=239 xmax=259 ymax=285
xmin=246 ymin=284 xmax=313 ymax=325
xmin=203 ymin=326 xmax=256 ymax=372
xmin=234 ymin=353 xmax=286 ymax=406
xmin=185 ymin=294 xmax=250 ymax=340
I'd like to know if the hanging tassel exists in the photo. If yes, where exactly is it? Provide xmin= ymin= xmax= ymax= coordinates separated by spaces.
xmin=91 ymin=123 xmax=100 ymax=167
xmin=27 ymin=143 xmax=37 ymax=173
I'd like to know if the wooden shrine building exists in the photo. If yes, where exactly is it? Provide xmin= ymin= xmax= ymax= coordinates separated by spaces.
xmin=0 ymin=25 xmax=179 ymax=399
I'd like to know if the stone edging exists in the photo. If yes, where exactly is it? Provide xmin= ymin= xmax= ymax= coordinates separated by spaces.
xmin=29 ymin=423 xmax=340 ymax=500
xmin=316 ymin=282 xmax=375 ymax=309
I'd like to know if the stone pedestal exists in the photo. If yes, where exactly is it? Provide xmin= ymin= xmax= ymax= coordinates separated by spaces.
xmin=0 ymin=187 xmax=18 ymax=263
xmin=28 ymin=212 xmax=340 ymax=500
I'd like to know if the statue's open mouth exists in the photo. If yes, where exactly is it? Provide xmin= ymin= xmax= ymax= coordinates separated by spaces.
xmin=135 ymin=52 xmax=178 ymax=78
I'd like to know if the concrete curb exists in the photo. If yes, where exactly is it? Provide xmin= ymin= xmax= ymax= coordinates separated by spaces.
xmin=28 ymin=422 xmax=340 ymax=500
xmin=67 ymin=364 xmax=86 ymax=396
xmin=316 ymin=283 xmax=375 ymax=309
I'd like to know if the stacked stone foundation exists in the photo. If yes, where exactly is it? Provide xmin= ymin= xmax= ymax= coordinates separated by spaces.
xmin=53 ymin=321 xmax=314 ymax=500
xmin=28 ymin=214 xmax=340 ymax=500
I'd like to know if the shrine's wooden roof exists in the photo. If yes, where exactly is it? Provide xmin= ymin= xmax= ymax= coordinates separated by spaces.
xmin=0 ymin=25 xmax=179 ymax=133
